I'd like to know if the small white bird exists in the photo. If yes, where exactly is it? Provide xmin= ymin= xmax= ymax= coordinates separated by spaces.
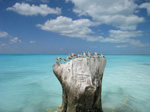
xmin=83 ymin=52 xmax=88 ymax=58
xmin=74 ymin=55 xmax=78 ymax=58
xmin=88 ymin=52 xmax=92 ymax=57
xmin=58 ymin=57 xmax=62 ymax=60
xmin=71 ymin=53 xmax=76 ymax=59
xmin=94 ymin=52 xmax=100 ymax=56
xmin=94 ymin=52 xmax=100 ymax=58
xmin=67 ymin=56 xmax=72 ymax=60
xmin=54 ymin=58 xmax=58 ymax=62
xmin=96 ymin=55 xmax=100 ymax=59
xmin=71 ymin=53 xmax=76 ymax=56
xmin=62 ymin=58 xmax=67 ymax=62
xmin=100 ymin=54 xmax=105 ymax=58
xmin=78 ymin=54 xmax=83 ymax=58
xmin=90 ymin=54 xmax=95 ymax=58
xmin=74 ymin=53 xmax=77 ymax=57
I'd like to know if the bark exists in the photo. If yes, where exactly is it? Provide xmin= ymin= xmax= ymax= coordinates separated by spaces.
xmin=53 ymin=58 xmax=106 ymax=112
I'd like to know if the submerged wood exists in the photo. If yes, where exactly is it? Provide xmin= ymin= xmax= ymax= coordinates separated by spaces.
xmin=53 ymin=58 xmax=106 ymax=112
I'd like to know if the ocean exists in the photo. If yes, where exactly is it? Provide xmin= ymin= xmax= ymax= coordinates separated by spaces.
xmin=0 ymin=54 xmax=150 ymax=112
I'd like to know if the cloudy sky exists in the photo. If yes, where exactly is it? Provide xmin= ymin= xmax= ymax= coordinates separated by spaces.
xmin=0 ymin=0 xmax=150 ymax=54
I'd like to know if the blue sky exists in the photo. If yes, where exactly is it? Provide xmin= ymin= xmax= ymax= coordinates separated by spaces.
xmin=0 ymin=0 xmax=150 ymax=54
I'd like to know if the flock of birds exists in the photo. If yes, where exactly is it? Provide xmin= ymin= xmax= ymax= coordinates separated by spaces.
xmin=54 ymin=52 xmax=105 ymax=63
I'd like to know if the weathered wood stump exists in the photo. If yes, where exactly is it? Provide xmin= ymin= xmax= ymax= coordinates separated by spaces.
xmin=53 ymin=58 xmax=106 ymax=112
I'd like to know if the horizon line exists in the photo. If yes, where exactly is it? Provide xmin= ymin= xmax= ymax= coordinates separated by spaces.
xmin=0 ymin=54 xmax=150 ymax=55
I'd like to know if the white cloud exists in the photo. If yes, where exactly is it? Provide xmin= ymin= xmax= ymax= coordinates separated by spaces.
xmin=0 ymin=43 xmax=8 ymax=47
xmin=30 ymin=40 xmax=36 ymax=43
xmin=100 ymin=30 xmax=146 ymax=46
xmin=139 ymin=3 xmax=150 ymax=16
xmin=37 ymin=16 xmax=95 ymax=38
xmin=96 ymin=15 xmax=144 ymax=30
xmin=99 ymin=30 xmax=150 ymax=47
xmin=40 ymin=0 xmax=49 ymax=3
xmin=7 ymin=2 xmax=61 ymax=16
xmin=0 ymin=31 xmax=22 ymax=48
xmin=26 ymin=0 xmax=49 ymax=3
xmin=67 ymin=0 xmax=144 ymax=30
xmin=109 ymin=30 xmax=143 ymax=38
xmin=10 ymin=37 xmax=22 ymax=44
xmin=0 ymin=31 xmax=9 ymax=38
xmin=71 ymin=0 xmax=137 ymax=16
xmin=37 ymin=16 xmax=148 ymax=47
xmin=116 ymin=45 xmax=128 ymax=48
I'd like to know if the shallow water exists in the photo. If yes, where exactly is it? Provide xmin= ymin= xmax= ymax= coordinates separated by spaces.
xmin=0 ymin=55 xmax=150 ymax=112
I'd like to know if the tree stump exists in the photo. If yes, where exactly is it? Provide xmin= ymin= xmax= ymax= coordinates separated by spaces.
xmin=53 ymin=57 xmax=106 ymax=112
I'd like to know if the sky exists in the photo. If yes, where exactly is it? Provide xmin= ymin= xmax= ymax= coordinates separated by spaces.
xmin=0 ymin=0 xmax=150 ymax=54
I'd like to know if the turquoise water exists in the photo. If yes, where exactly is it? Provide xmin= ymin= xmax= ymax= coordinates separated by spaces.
xmin=0 ymin=55 xmax=150 ymax=112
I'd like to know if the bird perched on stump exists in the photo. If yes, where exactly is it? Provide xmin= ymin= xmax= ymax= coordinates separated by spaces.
xmin=94 ymin=52 xmax=100 ymax=58
xmin=62 ymin=58 xmax=67 ymax=62
xmin=95 ymin=55 xmax=100 ymax=59
xmin=94 ymin=52 xmax=100 ymax=56
xmin=54 ymin=58 xmax=58 ymax=62
xmin=88 ymin=52 xmax=92 ymax=57
xmin=83 ymin=52 xmax=88 ymax=58
xmin=67 ymin=56 xmax=72 ymax=60
xmin=90 ymin=55 xmax=95 ymax=58
xmin=58 ymin=57 xmax=62 ymax=60
xmin=74 ymin=55 xmax=78 ymax=58
xmin=71 ymin=53 xmax=76 ymax=57
xmin=78 ymin=54 xmax=83 ymax=58
xmin=101 ymin=54 xmax=105 ymax=58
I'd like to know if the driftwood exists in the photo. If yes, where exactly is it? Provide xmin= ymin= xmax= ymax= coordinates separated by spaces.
xmin=53 ymin=57 xmax=106 ymax=112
